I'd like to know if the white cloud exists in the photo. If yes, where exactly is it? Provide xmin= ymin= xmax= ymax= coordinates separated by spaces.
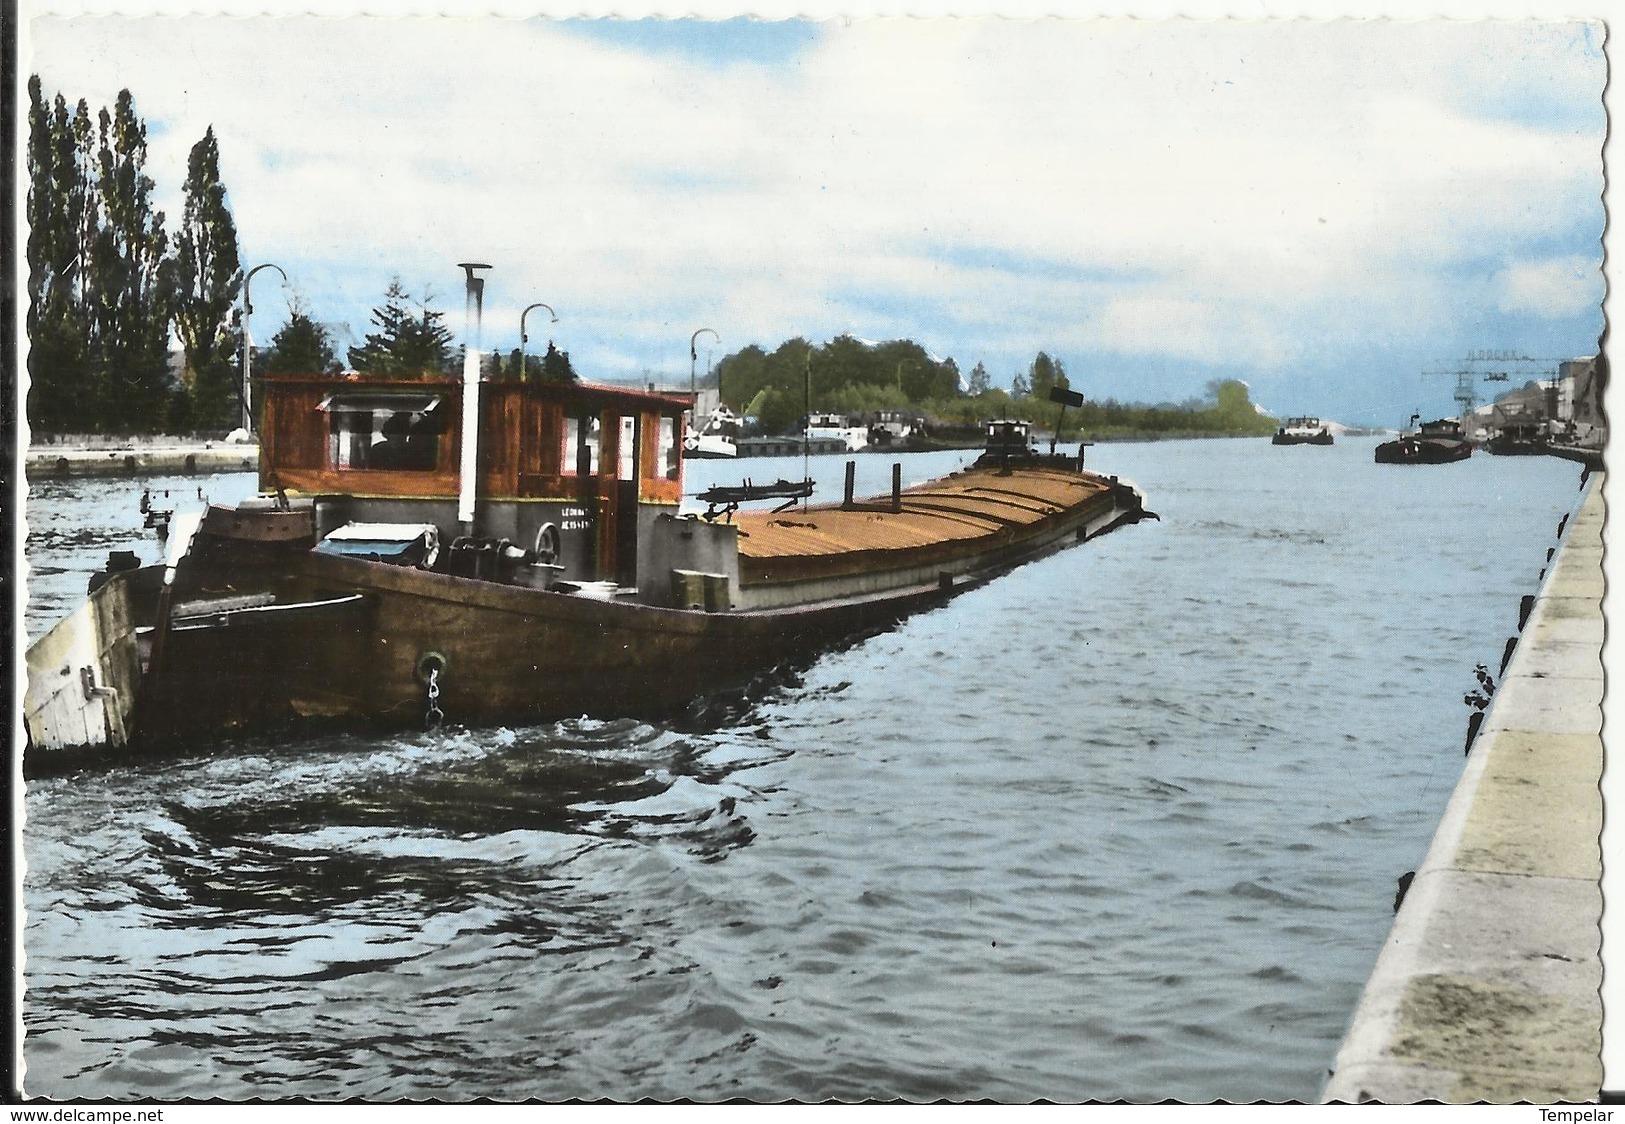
xmin=1496 ymin=256 xmax=1604 ymax=319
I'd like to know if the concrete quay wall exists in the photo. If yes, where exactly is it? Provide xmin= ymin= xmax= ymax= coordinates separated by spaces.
xmin=1322 ymin=472 xmax=1604 ymax=1103
xmin=25 ymin=443 xmax=259 ymax=479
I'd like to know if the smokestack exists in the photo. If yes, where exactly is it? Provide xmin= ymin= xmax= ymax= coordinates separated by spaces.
xmin=456 ymin=262 xmax=493 ymax=536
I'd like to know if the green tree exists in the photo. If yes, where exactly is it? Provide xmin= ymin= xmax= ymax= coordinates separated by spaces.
xmin=25 ymin=78 xmax=96 ymax=432
xmin=1203 ymin=379 xmax=1275 ymax=434
xmin=754 ymin=387 xmax=803 ymax=434
xmin=537 ymin=340 xmax=577 ymax=382
xmin=706 ymin=334 xmax=974 ymax=430
xmin=89 ymin=89 xmax=172 ymax=431
xmin=263 ymin=307 xmax=340 ymax=374
xmin=967 ymin=361 xmax=991 ymax=396
xmin=170 ymin=126 xmax=243 ymax=429
xmin=933 ymin=357 xmax=963 ymax=400
xmin=496 ymin=347 xmax=550 ymax=380
xmin=714 ymin=344 xmax=770 ymax=410
xmin=1029 ymin=351 xmax=1068 ymax=400
xmin=348 ymin=280 xmax=453 ymax=376
xmin=818 ymin=334 xmax=871 ymax=398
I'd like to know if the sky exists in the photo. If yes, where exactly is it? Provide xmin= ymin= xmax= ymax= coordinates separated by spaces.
xmin=18 ymin=6 xmax=1609 ymax=427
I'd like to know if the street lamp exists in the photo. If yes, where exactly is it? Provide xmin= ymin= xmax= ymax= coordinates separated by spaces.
xmin=241 ymin=262 xmax=287 ymax=433
xmin=690 ymin=328 xmax=720 ymax=398
xmin=519 ymin=302 xmax=558 ymax=379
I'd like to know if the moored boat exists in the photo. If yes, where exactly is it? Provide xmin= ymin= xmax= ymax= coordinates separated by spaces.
xmin=1485 ymin=419 xmax=1547 ymax=456
xmin=24 ymin=368 xmax=1152 ymax=771
xmin=805 ymin=412 xmax=869 ymax=452
xmin=1271 ymin=417 xmax=1333 ymax=446
xmin=866 ymin=410 xmax=929 ymax=451
xmin=1374 ymin=416 xmax=1473 ymax=464
xmin=683 ymin=404 xmax=740 ymax=458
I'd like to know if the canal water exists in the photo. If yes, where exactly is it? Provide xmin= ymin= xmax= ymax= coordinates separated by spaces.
xmin=19 ymin=437 xmax=1586 ymax=1102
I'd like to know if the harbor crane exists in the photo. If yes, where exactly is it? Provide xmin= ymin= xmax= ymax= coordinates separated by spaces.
xmin=1422 ymin=351 xmax=1564 ymax=421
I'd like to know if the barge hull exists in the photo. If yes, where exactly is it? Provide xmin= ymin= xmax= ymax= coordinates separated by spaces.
xmin=130 ymin=481 xmax=1145 ymax=748
xmin=25 ymin=477 xmax=1148 ymax=766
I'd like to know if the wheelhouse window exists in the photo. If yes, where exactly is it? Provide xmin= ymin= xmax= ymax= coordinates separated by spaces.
xmin=320 ymin=393 xmax=445 ymax=471
xmin=617 ymin=416 xmax=637 ymax=481
xmin=657 ymin=414 xmax=680 ymax=481
xmin=562 ymin=414 xmax=600 ymax=476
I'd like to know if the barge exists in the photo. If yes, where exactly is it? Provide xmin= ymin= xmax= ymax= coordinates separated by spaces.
xmin=1485 ymin=418 xmax=1547 ymax=457
xmin=1374 ymin=416 xmax=1473 ymax=464
xmin=1271 ymin=417 xmax=1333 ymax=446
xmin=24 ymin=340 xmax=1151 ymax=771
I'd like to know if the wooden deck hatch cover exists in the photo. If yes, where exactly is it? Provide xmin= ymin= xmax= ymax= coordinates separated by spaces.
xmin=731 ymin=466 xmax=1117 ymax=584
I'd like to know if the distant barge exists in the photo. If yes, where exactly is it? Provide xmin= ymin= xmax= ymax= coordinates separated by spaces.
xmin=24 ymin=372 xmax=1152 ymax=768
xmin=1271 ymin=417 xmax=1333 ymax=446
xmin=1375 ymin=417 xmax=1473 ymax=465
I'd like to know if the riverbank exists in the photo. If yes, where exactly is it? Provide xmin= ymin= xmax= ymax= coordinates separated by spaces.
xmin=25 ymin=441 xmax=258 ymax=478
xmin=1322 ymin=471 xmax=1604 ymax=1104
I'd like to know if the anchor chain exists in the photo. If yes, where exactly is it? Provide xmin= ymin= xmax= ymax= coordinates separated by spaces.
xmin=425 ymin=667 xmax=444 ymax=731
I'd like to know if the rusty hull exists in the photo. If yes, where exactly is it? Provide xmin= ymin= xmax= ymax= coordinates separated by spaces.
xmin=130 ymin=547 xmax=960 ymax=748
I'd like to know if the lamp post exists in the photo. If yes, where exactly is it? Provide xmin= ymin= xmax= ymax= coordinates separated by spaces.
xmin=690 ymin=328 xmax=720 ymax=399
xmin=456 ymin=262 xmax=492 ymax=537
xmin=519 ymin=302 xmax=558 ymax=379
xmin=241 ymin=262 xmax=286 ymax=433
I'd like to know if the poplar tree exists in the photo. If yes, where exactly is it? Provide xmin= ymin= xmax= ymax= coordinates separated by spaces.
xmin=90 ymin=90 xmax=172 ymax=431
xmin=26 ymin=79 xmax=96 ymax=431
xmin=1028 ymin=352 xmax=1068 ymax=401
xmin=171 ymin=126 xmax=243 ymax=429
xmin=967 ymin=361 xmax=992 ymax=395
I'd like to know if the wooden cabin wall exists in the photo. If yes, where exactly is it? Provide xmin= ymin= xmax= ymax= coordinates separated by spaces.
xmin=495 ymin=386 xmax=574 ymax=501
xmin=260 ymin=383 xmax=329 ymax=492
xmin=502 ymin=387 xmax=569 ymax=498
xmin=639 ymin=412 xmax=682 ymax=505
xmin=478 ymin=384 xmax=523 ymax=497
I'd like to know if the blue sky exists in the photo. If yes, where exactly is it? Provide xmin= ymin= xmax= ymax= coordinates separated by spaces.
xmin=20 ymin=10 xmax=1607 ymax=427
xmin=558 ymin=17 xmax=825 ymax=66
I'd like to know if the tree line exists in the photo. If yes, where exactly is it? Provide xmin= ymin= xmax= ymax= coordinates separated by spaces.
xmin=26 ymin=78 xmax=576 ymax=437
xmin=712 ymin=336 xmax=1275 ymax=439
xmin=930 ymin=373 xmax=1278 ymax=440
xmin=259 ymin=281 xmax=577 ymax=384
xmin=713 ymin=335 xmax=961 ymax=433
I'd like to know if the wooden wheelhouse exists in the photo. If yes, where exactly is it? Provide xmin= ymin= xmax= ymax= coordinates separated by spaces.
xmin=258 ymin=374 xmax=693 ymax=586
